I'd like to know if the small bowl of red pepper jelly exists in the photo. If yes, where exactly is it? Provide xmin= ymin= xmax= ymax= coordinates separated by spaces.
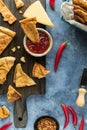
xmin=23 ymin=28 xmax=53 ymax=57
xmin=34 ymin=116 xmax=59 ymax=130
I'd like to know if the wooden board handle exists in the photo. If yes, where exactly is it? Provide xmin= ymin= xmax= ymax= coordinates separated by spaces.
xmin=14 ymin=98 xmax=27 ymax=128
xmin=76 ymin=88 xmax=87 ymax=107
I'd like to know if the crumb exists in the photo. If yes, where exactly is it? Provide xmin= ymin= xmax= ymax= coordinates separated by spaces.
xmin=17 ymin=46 xmax=21 ymax=49
xmin=20 ymin=56 xmax=26 ymax=63
xmin=19 ymin=10 xmax=23 ymax=14
xmin=11 ymin=47 xmax=16 ymax=52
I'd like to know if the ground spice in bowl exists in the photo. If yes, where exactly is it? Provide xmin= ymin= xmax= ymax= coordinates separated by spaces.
xmin=34 ymin=116 xmax=59 ymax=130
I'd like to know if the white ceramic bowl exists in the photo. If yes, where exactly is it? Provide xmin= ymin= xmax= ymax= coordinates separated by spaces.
xmin=23 ymin=28 xmax=53 ymax=57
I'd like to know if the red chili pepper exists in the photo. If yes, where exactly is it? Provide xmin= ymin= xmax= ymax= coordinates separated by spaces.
xmin=49 ymin=0 xmax=55 ymax=10
xmin=0 ymin=122 xmax=12 ymax=130
xmin=54 ymin=40 xmax=68 ymax=72
xmin=61 ymin=103 xmax=69 ymax=129
xmin=67 ymin=106 xmax=78 ymax=128
xmin=79 ymin=116 xmax=84 ymax=130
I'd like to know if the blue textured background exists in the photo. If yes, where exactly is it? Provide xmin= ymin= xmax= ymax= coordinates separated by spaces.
xmin=1 ymin=0 xmax=87 ymax=129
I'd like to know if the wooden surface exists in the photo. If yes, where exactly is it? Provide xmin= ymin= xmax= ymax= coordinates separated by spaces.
xmin=0 ymin=0 xmax=46 ymax=128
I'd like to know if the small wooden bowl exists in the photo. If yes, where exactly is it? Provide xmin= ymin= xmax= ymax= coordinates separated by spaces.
xmin=34 ymin=115 xmax=59 ymax=130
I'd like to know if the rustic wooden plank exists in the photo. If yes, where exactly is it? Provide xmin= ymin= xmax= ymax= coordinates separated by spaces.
xmin=0 ymin=0 xmax=46 ymax=128
xmin=0 ymin=0 xmax=46 ymax=95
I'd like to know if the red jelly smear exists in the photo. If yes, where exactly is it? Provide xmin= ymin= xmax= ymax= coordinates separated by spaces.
xmin=26 ymin=30 xmax=50 ymax=54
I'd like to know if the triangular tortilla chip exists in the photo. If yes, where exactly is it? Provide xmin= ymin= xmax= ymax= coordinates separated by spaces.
xmin=7 ymin=85 xmax=22 ymax=103
xmin=20 ymin=17 xmax=39 ymax=42
xmin=0 ymin=26 xmax=16 ymax=54
xmin=0 ymin=0 xmax=17 ymax=24
xmin=0 ymin=105 xmax=10 ymax=119
xmin=13 ymin=63 xmax=36 ymax=87
xmin=0 ymin=56 xmax=16 ymax=84
xmin=32 ymin=62 xmax=50 ymax=79
xmin=14 ymin=0 xmax=24 ymax=9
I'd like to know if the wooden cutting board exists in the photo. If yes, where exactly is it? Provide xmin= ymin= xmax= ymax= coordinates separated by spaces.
xmin=0 ymin=0 xmax=46 ymax=128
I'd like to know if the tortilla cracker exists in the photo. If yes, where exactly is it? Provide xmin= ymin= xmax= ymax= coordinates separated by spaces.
xmin=74 ymin=5 xmax=87 ymax=13
xmin=74 ymin=14 xmax=86 ymax=24
xmin=13 ymin=63 xmax=36 ymax=87
xmin=32 ymin=62 xmax=50 ymax=79
xmin=0 ymin=56 xmax=16 ymax=84
xmin=14 ymin=0 xmax=24 ymax=9
xmin=0 ymin=0 xmax=17 ymax=24
xmin=20 ymin=17 xmax=39 ymax=42
xmin=0 ymin=26 xmax=16 ymax=54
xmin=74 ymin=9 xmax=87 ymax=24
xmin=73 ymin=0 xmax=87 ymax=10
xmin=0 ymin=105 xmax=10 ymax=119
xmin=7 ymin=85 xmax=22 ymax=103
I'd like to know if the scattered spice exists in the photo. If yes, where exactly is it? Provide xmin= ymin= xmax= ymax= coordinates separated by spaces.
xmin=49 ymin=0 xmax=55 ymax=10
xmin=54 ymin=40 xmax=68 ymax=72
xmin=79 ymin=116 xmax=84 ymax=130
xmin=61 ymin=103 xmax=69 ymax=129
xmin=37 ymin=117 xmax=58 ymax=130
xmin=67 ymin=106 xmax=78 ymax=128
xmin=0 ymin=122 xmax=12 ymax=130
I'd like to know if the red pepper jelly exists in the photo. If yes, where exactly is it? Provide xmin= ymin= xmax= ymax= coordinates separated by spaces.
xmin=26 ymin=30 xmax=50 ymax=54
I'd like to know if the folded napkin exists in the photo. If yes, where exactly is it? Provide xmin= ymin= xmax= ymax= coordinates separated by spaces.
xmin=60 ymin=1 xmax=87 ymax=32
